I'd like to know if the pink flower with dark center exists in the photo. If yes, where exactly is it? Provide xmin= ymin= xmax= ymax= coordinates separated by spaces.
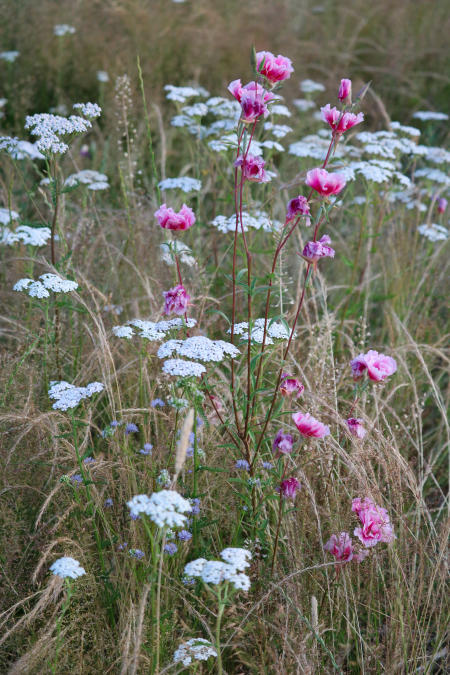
xmin=321 ymin=104 xmax=364 ymax=134
xmin=338 ymin=78 xmax=352 ymax=103
xmin=437 ymin=197 xmax=448 ymax=214
xmin=280 ymin=373 xmax=304 ymax=398
xmin=292 ymin=412 xmax=330 ymax=438
xmin=301 ymin=234 xmax=335 ymax=264
xmin=286 ymin=195 xmax=311 ymax=225
xmin=163 ymin=284 xmax=190 ymax=316
xmin=256 ymin=51 xmax=294 ymax=84
xmin=272 ymin=429 xmax=294 ymax=456
xmin=280 ymin=477 xmax=301 ymax=499
xmin=352 ymin=497 xmax=395 ymax=548
xmin=234 ymin=154 xmax=270 ymax=183
xmin=346 ymin=417 xmax=366 ymax=439
xmin=155 ymin=204 xmax=195 ymax=231
xmin=324 ymin=532 xmax=354 ymax=563
xmin=305 ymin=168 xmax=346 ymax=197
xmin=228 ymin=80 xmax=274 ymax=123
xmin=350 ymin=350 xmax=397 ymax=382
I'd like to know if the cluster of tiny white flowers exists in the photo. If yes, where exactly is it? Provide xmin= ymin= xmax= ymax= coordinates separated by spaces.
xmin=50 ymin=556 xmax=85 ymax=579
xmin=127 ymin=490 xmax=191 ymax=527
xmin=300 ymin=79 xmax=325 ymax=94
xmin=157 ymin=336 xmax=240 ymax=363
xmin=162 ymin=359 xmax=206 ymax=378
xmin=1 ymin=225 xmax=51 ymax=247
xmin=72 ymin=102 xmax=102 ymax=119
xmin=65 ymin=169 xmax=109 ymax=191
xmin=173 ymin=638 xmax=217 ymax=667
xmin=263 ymin=122 xmax=293 ymax=139
xmin=112 ymin=317 xmax=197 ymax=341
xmin=0 ymin=137 xmax=44 ymax=160
xmin=417 ymin=223 xmax=448 ymax=242
xmin=183 ymin=547 xmax=252 ymax=591
xmin=414 ymin=168 xmax=450 ymax=187
xmin=13 ymin=273 xmax=78 ymax=298
xmin=160 ymin=241 xmax=196 ymax=267
xmin=293 ymin=98 xmax=317 ymax=112
xmin=54 ymin=24 xmax=76 ymax=36
xmin=48 ymin=380 xmax=104 ymax=411
xmin=97 ymin=70 xmax=109 ymax=83
xmin=24 ymin=103 xmax=100 ymax=156
xmin=211 ymin=210 xmax=282 ymax=234
xmin=181 ymin=102 xmax=209 ymax=118
xmin=0 ymin=207 xmax=19 ymax=225
xmin=164 ymin=84 xmax=209 ymax=103
xmin=0 ymin=51 xmax=19 ymax=62
xmin=158 ymin=177 xmax=202 ymax=193
xmin=412 ymin=111 xmax=448 ymax=122
xmin=229 ymin=318 xmax=290 ymax=345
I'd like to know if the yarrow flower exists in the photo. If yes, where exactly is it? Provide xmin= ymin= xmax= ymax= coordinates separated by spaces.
xmin=350 ymin=350 xmax=397 ymax=382
xmin=158 ymin=177 xmax=202 ymax=193
xmin=256 ymin=51 xmax=294 ymax=84
xmin=305 ymin=168 xmax=346 ymax=197
xmin=72 ymin=102 xmax=102 ymax=119
xmin=13 ymin=273 xmax=78 ymax=298
xmin=54 ymin=24 xmax=76 ymax=36
xmin=50 ymin=556 xmax=85 ymax=579
xmin=280 ymin=477 xmax=301 ymax=499
xmin=48 ymin=380 xmax=104 ymax=411
xmin=352 ymin=497 xmax=395 ymax=548
xmin=162 ymin=359 xmax=206 ymax=378
xmin=234 ymin=153 xmax=270 ymax=183
xmin=183 ymin=548 xmax=252 ymax=591
xmin=127 ymin=490 xmax=191 ymax=528
xmin=229 ymin=318 xmax=290 ymax=344
xmin=157 ymin=336 xmax=239 ymax=363
xmin=321 ymin=104 xmax=364 ymax=134
xmin=324 ymin=532 xmax=354 ymax=563
xmin=154 ymin=203 xmax=195 ymax=231
xmin=173 ymin=638 xmax=217 ymax=667
xmin=338 ymin=78 xmax=352 ymax=103
xmin=272 ymin=429 xmax=294 ymax=456
xmin=286 ymin=196 xmax=311 ymax=225
xmin=301 ymin=235 xmax=335 ymax=264
xmin=292 ymin=412 xmax=330 ymax=438
xmin=346 ymin=418 xmax=366 ymax=439
xmin=280 ymin=374 xmax=304 ymax=398
xmin=163 ymin=284 xmax=190 ymax=316
xmin=228 ymin=80 xmax=274 ymax=123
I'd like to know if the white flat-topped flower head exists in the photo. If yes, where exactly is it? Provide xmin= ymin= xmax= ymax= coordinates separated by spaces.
xmin=112 ymin=317 xmax=197 ymax=342
xmin=418 ymin=223 xmax=448 ymax=242
xmin=173 ymin=638 xmax=217 ymax=667
xmin=158 ymin=177 xmax=202 ymax=193
xmin=14 ymin=273 xmax=78 ymax=297
xmin=54 ymin=24 xmax=76 ymax=36
xmin=162 ymin=359 xmax=206 ymax=378
xmin=0 ymin=51 xmax=19 ymax=62
xmin=127 ymin=490 xmax=191 ymax=528
xmin=229 ymin=318 xmax=290 ymax=345
xmin=157 ymin=336 xmax=239 ymax=362
xmin=50 ymin=556 xmax=85 ymax=579
xmin=48 ymin=380 xmax=104 ymax=411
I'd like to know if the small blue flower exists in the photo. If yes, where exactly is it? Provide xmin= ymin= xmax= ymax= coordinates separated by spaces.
xmin=235 ymin=459 xmax=250 ymax=471
xmin=125 ymin=423 xmax=139 ymax=435
xmin=262 ymin=461 xmax=273 ymax=470
xmin=188 ymin=431 xmax=196 ymax=444
xmin=129 ymin=548 xmax=145 ymax=560
xmin=189 ymin=498 xmax=200 ymax=516
xmin=186 ymin=446 xmax=194 ymax=457
xmin=118 ymin=542 xmax=128 ymax=551
xmin=104 ymin=497 xmax=113 ymax=508
xmin=110 ymin=420 xmax=120 ymax=427
xmin=139 ymin=443 xmax=153 ymax=456
xmin=164 ymin=542 xmax=178 ymax=556
xmin=150 ymin=398 xmax=165 ymax=407
xmin=178 ymin=530 xmax=192 ymax=542
xmin=70 ymin=473 xmax=83 ymax=485
xmin=130 ymin=512 xmax=141 ymax=520
xmin=83 ymin=456 xmax=95 ymax=464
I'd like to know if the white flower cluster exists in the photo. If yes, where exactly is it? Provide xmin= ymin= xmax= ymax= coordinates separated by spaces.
xmin=48 ymin=380 xmax=104 ymax=411
xmin=414 ymin=168 xmax=450 ymax=187
xmin=229 ymin=318 xmax=290 ymax=345
xmin=160 ymin=241 xmax=196 ymax=267
xmin=211 ymin=210 xmax=282 ymax=234
xmin=412 ymin=111 xmax=448 ymax=122
xmin=72 ymin=102 xmax=102 ymax=119
xmin=263 ymin=122 xmax=293 ymax=139
xmin=24 ymin=102 xmax=100 ymax=156
xmin=270 ymin=104 xmax=292 ymax=117
xmin=0 ymin=207 xmax=19 ymax=225
xmin=292 ymin=98 xmax=316 ymax=112
xmin=65 ymin=169 xmax=109 ymax=191
xmin=0 ymin=51 xmax=19 ymax=62
xmin=127 ymin=490 xmax=191 ymax=527
xmin=0 ymin=137 xmax=44 ymax=160
xmin=300 ymin=79 xmax=325 ymax=94
xmin=173 ymin=638 xmax=217 ymax=667
xmin=13 ymin=273 xmax=78 ymax=298
xmin=1 ymin=225 xmax=51 ymax=247
xmin=289 ymin=134 xmax=350 ymax=161
xmin=112 ymin=317 xmax=197 ymax=341
xmin=50 ymin=556 xmax=85 ymax=579
xmin=157 ymin=336 xmax=239 ymax=362
xmin=417 ymin=223 xmax=448 ymax=242
xmin=162 ymin=359 xmax=206 ymax=378
xmin=390 ymin=121 xmax=421 ymax=137
xmin=158 ymin=177 xmax=202 ymax=193
xmin=184 ymin=547 xmax=252 ymax=591
xmin=164 ymin=84 xmax=209 ymax=103
xmin=54 ymin=24 xmax=76 ymax=36
xmin=97 ymin=70 xmax=109 ymax=83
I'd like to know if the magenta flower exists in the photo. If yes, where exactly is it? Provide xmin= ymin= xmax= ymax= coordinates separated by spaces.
xmin=292 ymin=412 xmax=330 ymax=438
xmin=272 ymin=429 xmax=294 ymax=456
xmin=321 ymin=104 xmax=364 ymax=134
xmin=305 ymin=168 xmax=346 ymax=197
xmin=346 ymin=418 xmax=367 ymax=439
xmin=301 ymin=234 xmax=335 ymax=264
xmin=350 ymin=350 xmax=397 ymax=382
xmin=338 ymin=78 xmax=352 ymax=103
xmin=256 ymin=50 xmax=294 ymax=84
xmin=228 ymin=80 xmax=274 ymax=123
xmin=280 ymin=373 xmax=304 ymax=398
xmin=352 ymin=497 xmax=395 ymax=548
xmin=163 ymin=284 xmax=190 ymax=316
xmin=155 ymin=204 xmax=195 ymax=231
xmin=437 ymin=197 xmax=448 ymax=214
xmin=324 ymin=532 xmax=354 ymax=563
xmin=286 ymin=195 xmax=310 ymax=225
xmin=234 ymin=154 xmax=270 ymax=183
xmin=280 ymin=477 xmax=301 ymax=499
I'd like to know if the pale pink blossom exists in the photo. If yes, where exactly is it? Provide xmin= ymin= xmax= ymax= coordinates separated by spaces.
xmin=280 ymin=477 xmax=301 ymax=499
xmin=321 ymin=104 xmax=364 ymax=134
xmin=292 ymin=411 xmax=330 ymax=438
xmin=163 ymin=284 xmax=190 ymax=316
xmin=324 ymin=532 xmax=354 ymax=563
xmin=280 ymin=373 xmax=304 ymax=398
xmin=228 ymin=80 xmax=274 ymax=123
xmin=352 ymin=497 xmax=395 ymax=548
xmin=305 ymin=168 xmax=346 ymax=197
xmin=346 ymin=417 xmax=366 ymax=439
xmin=256 ymin=51 xmax=294 ymax=84
xmin=350 ymin=350 xmax=397 ymax=382
xmin=338 ymin=78 xmax=352 ymax=103
xmin=301 ymin=234 xmax=335 ymax=264
xmin=155 ymin=204 xmax=195 ymax=231
xmin=234 ymin=154 xmax=270 ymax=183
xmin=272 ymin=429 xmax=294 ymax=456
xmin=286 ymin=196 xmax=310 ymax=225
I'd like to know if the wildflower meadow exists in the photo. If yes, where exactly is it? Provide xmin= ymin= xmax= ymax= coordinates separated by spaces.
xmin=0 ymin=1 xmax=449 ymax=673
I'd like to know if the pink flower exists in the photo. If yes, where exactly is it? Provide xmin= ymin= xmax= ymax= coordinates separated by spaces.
xmin=256 ymin=51 xmax=294 ymax=84
xmin=280 ymin=373 xmax=304 ymax=398
xmin=292 ymin=411 xmax=330 ymax=438
xmin=301 ymin=234 xmax=335 ymax=264
xmin=352 ymin=497 xmax=395 ymax=548
xmin=338 ymin=78 xmax=352 ymax=103
xmin=286 ymin=195 xmax=310 ymax=225
xmin=163 ymin=284 xmax=190 ymax=316
xmin=155 ymin=204 xmax=195 ymax=231
xmin=321 ymin=104 xmax=364 ymax=134
xmin=437 ymin=197 xmax=448 ymax=214
xmin=234 ymin=154 xmax=270 ymax=183
xmin=272 ymin=429 xmax=294 ymax=456
xmin=350 ymin=350 xmax=397 ymax=382
xmin=280 ymin=477 xmax=301 ymax=499
xmin=324 ymin=532 xmax=354 ymax=563
xmin=346 ymin=418 xmax=366 ymax=439
xmin=228 ymin=80 xmax=274 ymax=123
xmin=305 ymin=168 xmax=346 ymax=197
